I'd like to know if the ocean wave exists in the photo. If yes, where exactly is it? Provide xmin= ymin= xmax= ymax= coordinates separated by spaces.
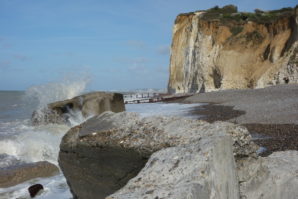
xmin=24 ymin=75 xmax=90 ymax=109
xmin=0 ymin=123 xmax=69 ymax=164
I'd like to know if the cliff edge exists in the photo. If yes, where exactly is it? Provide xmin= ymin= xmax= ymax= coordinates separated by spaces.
xmin=168 ymin=5 xmax=298 ymax=93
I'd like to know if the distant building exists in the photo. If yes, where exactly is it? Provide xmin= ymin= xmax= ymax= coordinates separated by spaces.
xmin=123 ymin=92 xmax=160 ymax=104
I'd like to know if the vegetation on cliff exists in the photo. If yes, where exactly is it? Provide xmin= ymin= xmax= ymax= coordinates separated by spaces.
xmin=175 ymin=5 xmax=296 ymax=43
xmin=176 ymin=5 xmax=296 ymax=25
xmin=169 ymin=4 xmax=298 ymax=93
xmin=201 ymin=5 xmax=295 ymax=24
xmin=200 ymin=5 xmax=297 ymax=47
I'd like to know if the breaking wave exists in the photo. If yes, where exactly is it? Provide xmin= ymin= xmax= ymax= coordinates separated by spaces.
xmin=25 ymin=75 xmax=90 ymax=109
xmin=0 ymin=75 xmax=91 ymax=198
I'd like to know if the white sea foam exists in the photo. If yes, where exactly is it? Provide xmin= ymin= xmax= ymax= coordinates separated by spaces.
xmin=0 ymin=120 xmax=31 ymax=138
xmin=0 ymin=76 xmax=91 ymax=165
xmin=0 ymin=76 xmax=92 ymax=198
xmin=0 ymin=140 xmax=19 ymax=158
xmin=0 ymin=122 xmax=73 ymax=199
xmin=64 ymin=109 xmax=86 ymax=126
xmin=0 ymin=174 xmax=72 ymax=199
xmin=25 ymin=76 xmax=90 ymax=109
xmin=0 ymin=121 xmax=72 ymax=198
xmin=0 ymin=154 xmax=22 ymax=168
xmin=0 ymin=124 xmax=69 ymax=165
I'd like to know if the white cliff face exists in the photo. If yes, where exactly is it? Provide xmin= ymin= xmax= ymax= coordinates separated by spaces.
xmin=168 ymin=7 xmax=298 ymax=93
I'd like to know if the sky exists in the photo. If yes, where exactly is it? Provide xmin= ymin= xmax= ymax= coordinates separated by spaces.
xmin=0 ymin=0 xmax=297 ymax=91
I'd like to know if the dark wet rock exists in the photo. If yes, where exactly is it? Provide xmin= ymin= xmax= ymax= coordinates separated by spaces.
xmin=0 ymin=161 xmax=59 ymax=188
xmin=32 ymin=92 xmax=125 ymax=125
xmin=28 ymin=184 xmax=44 ymax=198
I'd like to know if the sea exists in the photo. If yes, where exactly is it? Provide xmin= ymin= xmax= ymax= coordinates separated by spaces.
xmin=0 ymin=81 xmax=202 ymax=199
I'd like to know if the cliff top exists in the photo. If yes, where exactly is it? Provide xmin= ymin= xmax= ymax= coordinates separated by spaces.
xmin=176 ymin=4 xmax=297 ymax=24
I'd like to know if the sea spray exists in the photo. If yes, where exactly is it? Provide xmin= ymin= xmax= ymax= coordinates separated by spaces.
xmin=26 ymin=75 xmax=90 ymax=126
xmin=0 ymin=76 xmax=90 ymax=198
xmin=65 ymin=109 xmax=86 ymax=126
xmin=25 ymin=75 xmax=90 ymax=109
xmin=0 ymin=75 xmax=91 ymax=164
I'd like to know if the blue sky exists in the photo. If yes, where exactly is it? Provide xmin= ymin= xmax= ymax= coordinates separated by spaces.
xmin=0 ymin=0 xmax=296 ymax=91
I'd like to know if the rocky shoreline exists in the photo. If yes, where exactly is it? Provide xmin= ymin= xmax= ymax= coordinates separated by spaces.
xmin=2 ymin=85 xmax=295 ymax=198
xmin=187 ymin=104 xmax=298 ymax=156
xmin=244 ymin=123 xmax=298 ymax=156
xmin=0 ymin=91 xmax=126 ymax=197
xmin=58 ymin=109 xmax=298 ymax=199
xmin=1 ymin=3 xmax=298 ymax=199
xmin=59 ymin=111 xmax=256 ymax=198
xmin=184 ymin=84 xmax=298 ymax=156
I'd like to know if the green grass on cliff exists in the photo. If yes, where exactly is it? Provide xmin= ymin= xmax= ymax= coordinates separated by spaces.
xmin=201 ymin=5 xmax=295 ymax=24
xmin=199 ymin=5 xmax=295 ymax=41
xmin=206 ymin=5 xmax=238 ymax=14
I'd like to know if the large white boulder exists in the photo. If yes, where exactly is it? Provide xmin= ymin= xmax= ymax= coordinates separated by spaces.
xmin=59 ymin=111 xmax=256 ymax=199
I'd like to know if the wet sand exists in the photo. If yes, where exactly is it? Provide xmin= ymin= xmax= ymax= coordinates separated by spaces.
xmin=183 ymin=84 xmax=298 ymax=156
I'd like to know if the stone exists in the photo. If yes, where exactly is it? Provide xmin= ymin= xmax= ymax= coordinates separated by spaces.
xmin=239 ymin=151 xmax=298 ymax=199
xmin=59 ymin=111 xmax=257 ymax=199
xmin=59 ymin=112 xmax=298 ymax=199
xmin=32 ymin=92 xmax=125 ymax=125
xmin=28 ymin=184 xmax=44 ymax=198
xmin=168 ymin=6 xmax=298 ymax=93
xmin=107 ymin=135 xmax=239 ymax=199
xmin=0 ymin=161 xmax=59 ymax=188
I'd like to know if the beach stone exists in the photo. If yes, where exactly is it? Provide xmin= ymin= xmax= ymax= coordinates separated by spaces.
xmin=28 ymin=184 xmax=44 ymax=198
xmin=184 ymin=84 xmax=298 ymax=124
xmin=239 ymin=151 xmax=298 ymax=199
xmin=107 ymin=135 xmax=239 ymax=199
xmin=0 ymin=161 xmax=59 ymax=188
xmin=59 ymin=111 xmax=257 ymax=199
xmin=32 ymin=92 xmax=125 ymax=125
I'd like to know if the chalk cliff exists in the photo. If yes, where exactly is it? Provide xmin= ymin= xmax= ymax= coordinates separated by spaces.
xmin=168 ymin=5 xmax=298 ymax=93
